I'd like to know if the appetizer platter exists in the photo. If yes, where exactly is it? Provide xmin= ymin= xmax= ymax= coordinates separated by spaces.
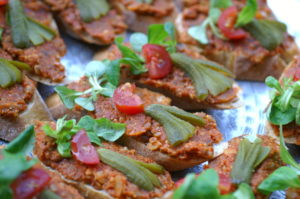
xmin=1 ymin=0 xmax=300 ymax=199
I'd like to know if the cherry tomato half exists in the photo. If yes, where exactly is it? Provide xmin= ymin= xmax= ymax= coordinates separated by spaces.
xmin=71 ymin=130 xmax=100 ymax=165
xmin=218 ymin=6 xmax=247 ymax=40
xmin=0 ymin=0 xmax=8 ymax=6
xmin=113 ymin=83 xmax=144 ymax=115
xmin=11 ymin=168 xmax=51 ymax=199
xmin=293 ymin=67 xmax=300 ymax=81
xmin=218 ymin=173 xmax=234 ymax=195
xmin=142 ymin=44 xmax=172 ymax=79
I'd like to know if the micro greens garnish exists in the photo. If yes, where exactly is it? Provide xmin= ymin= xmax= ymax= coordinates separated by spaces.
xmin=115 ymin=22 xmax=177 ymax=75
xmin=188 ymin=0 xmax=231 ymax=44
xmin=43 ymin=115 xmax=126 ymax=157
xmin=172 ymin=169 xmax=254 ymax=199
xmin=55 ymin=60 xmax=119 ymax=111
xmin=266 ymin=76 xmax=300 ymax=125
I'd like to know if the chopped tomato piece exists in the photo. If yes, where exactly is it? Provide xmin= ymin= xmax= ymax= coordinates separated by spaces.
xmin=71 ymin=130 xmax=100 ymax=165
xmin=113 ymin=83 xmax=144 ymax=115
xmin=0 ymin=0 xmax=8 ymax=6
xmin=218 ymin=6 xmax=247 ymax=40
xmin=293 ymin=67 xmax=300 ymax=81
xmin=142 ymin=44 xmax=172 ymax=79
xmin=11 ymin=168 xmax=51 ymax=199
xmin=218 ymin=173 xmax=233 ymax=195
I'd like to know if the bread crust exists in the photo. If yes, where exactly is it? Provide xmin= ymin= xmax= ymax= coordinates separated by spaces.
xmin=0 ymin=90 xmax=52 ymax=141
xmin=115 ymin=0 xmax=179 ymax=33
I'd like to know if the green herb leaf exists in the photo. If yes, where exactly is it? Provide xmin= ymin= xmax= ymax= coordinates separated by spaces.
xmin=188 ymin=19 xmax=210 ymax=45
xmin=74 ymin=0 xmax=110 ymax=22
xmin=172 ymin=174 xmax=196 ymax=199
xmin=265 ymin=76 xmax=283 ymax=93
xmin=210 ymin=0 xmax=232 ymax=8
xmin=129 ymin=33 xmax=148 ymax=52
xmin=56 ymin=60 xmax=118 ymax=111
xmin=230 ymin=137 xmax=270 ymax=184
xmin=279 ymin=125 xmax=300 ymax=170
xmin=183 ymin=169 xmax=220 ymax=199
xmin=5 ymin=126 xmax=35 ymax=155
xmin=55 ymin=86 xmax=80 ymax=109
xmin=75 ymin=97 xmax=94 ymax=111
xmin=188 ymin=0 xmax=227 ymax=44
xmin=258 ymin=166 xmax=300 ymax=194
xmin=147 ymin=23 xmax=177 ymax=53
xmin=268 ymin=104 xmax=296 ymax=125
xmin=8 ymin=0 xmax=56 ymax=49
xmin=236 ymin=0 xmax=258 ymax=27
xmin=43 ymin=118 xmax=78 ymax=157
xmin=115 ymin=37 xmax=147 ymax=75
xmin=145 ymin=104 xmax=204 ymax=146
xmin=265 ymin=76 xmax=300 ymax=125
xmin=171 ymin=53 xmax=234 ymax=100
xmin=232 ymin=183 xmax=254 ymax=199
xmin=94 ymin=118 xmax=126 ymax=142
xmin=77 ymin=115 xmax=125 ymax=143
xmin=243 ymin=19 xmax=287 ymax=50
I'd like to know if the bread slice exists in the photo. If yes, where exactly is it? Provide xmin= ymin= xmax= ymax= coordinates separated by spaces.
xmin=174 ymin=1 xmax=299 ymax=81
xmin=46 ymin=84 xmax=226 ymax=171
xmin=34 ymin=122 xmax=175 ymax=198
xmin=0 ymin=89 xmax=52 ymax=141
xmin=114 ymin=0 xmax=179 ymax=33
xmin=94 ymin=46 xmax=243 ymax=110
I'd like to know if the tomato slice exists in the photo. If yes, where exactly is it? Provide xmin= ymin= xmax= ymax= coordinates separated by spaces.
xmin=0 ymin=0 xmax=8 ymax=6
xmin=113 ymin=83 xmax=144 ymax=115
xmin=218 ymin=173 xmax=233 ymax=195
xmin=293 ymin=67 xmax=300 ymax=81
xmin=218 ymin=6 xmax=247 ymax=40
xmin=71 ymin=130 xmax=100 ymax=165
xmin=142 ymin=44 xmax=172 ymax=79
xmin=11 ymin=168 xmax=51 ymax=199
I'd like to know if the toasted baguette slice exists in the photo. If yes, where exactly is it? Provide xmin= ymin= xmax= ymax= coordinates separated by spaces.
xmin=43 ymin=0 xmax=127 ymax=45
xmin=46 ymin=81 xmax=226 ymax=171
xmin=0 ymin=90 xmax=53 ymax=141
xmin=265 ymin=56 xmax=300 ymax=145
xmin=174 ymin=1 xmax=299 ymax=81
xmin=1 ymin=0 xmax=66 ymax=85
xmin=94 ymin=45 xmax=243 ymax=110
xmin=34 ymin=121 xmax=174 ymax=199
xmin=114 ymin=0 xmax=179 ymax=33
